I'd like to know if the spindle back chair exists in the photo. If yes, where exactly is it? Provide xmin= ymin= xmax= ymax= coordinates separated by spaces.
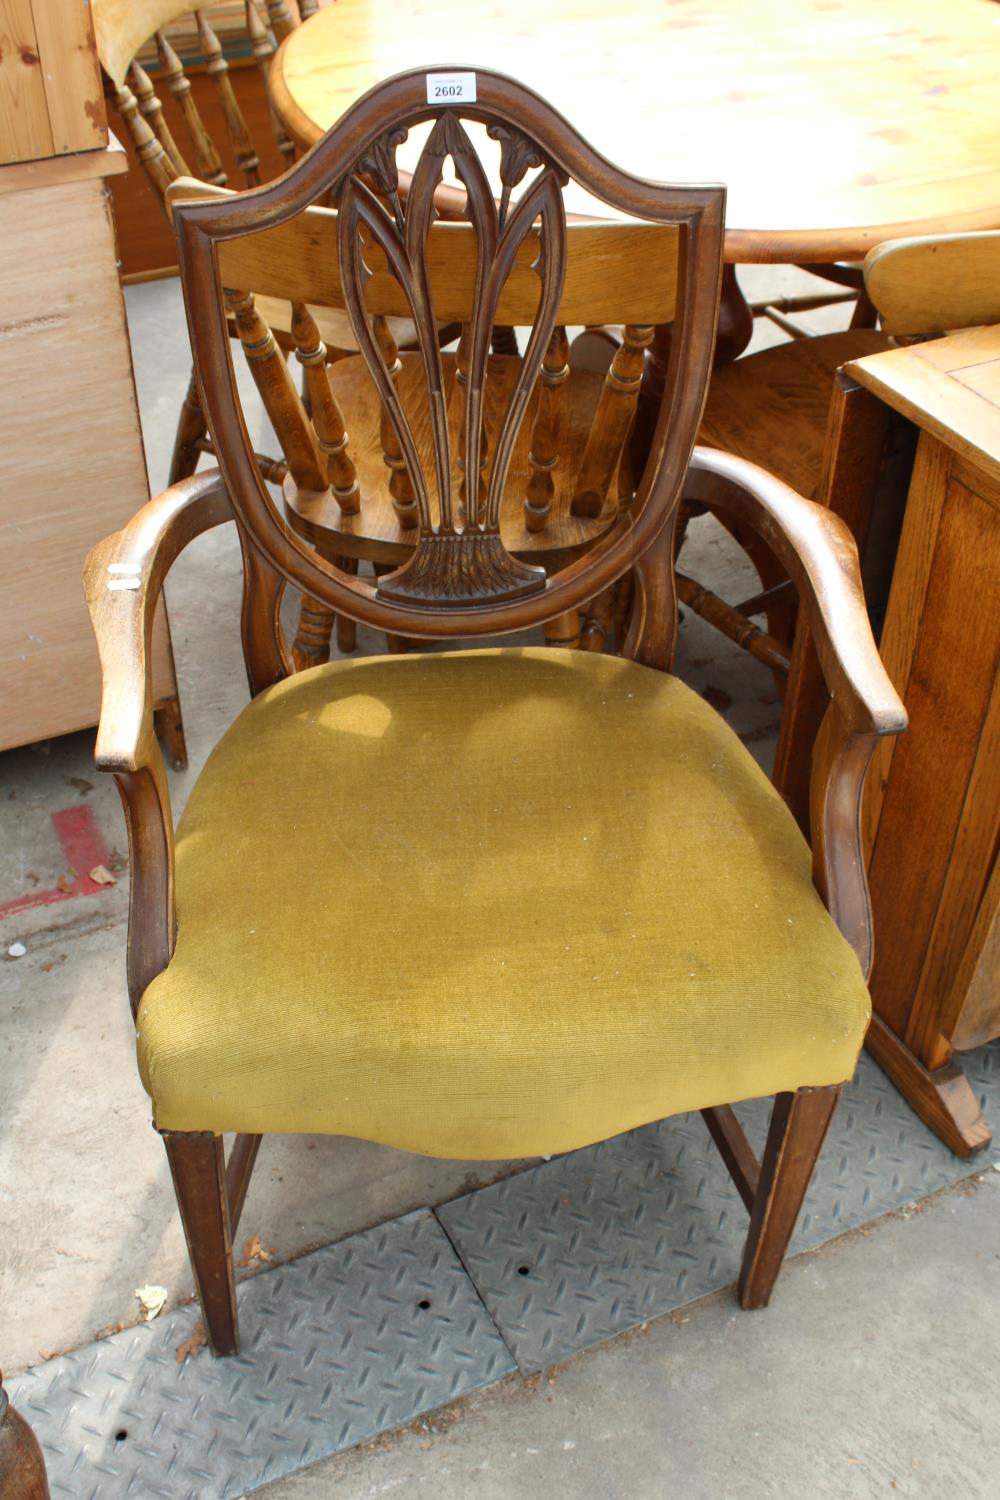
xmin=94 ymin=1 xmax=344 ymax=504
xmin=86 ymin=68 xmax=906 ymax=1359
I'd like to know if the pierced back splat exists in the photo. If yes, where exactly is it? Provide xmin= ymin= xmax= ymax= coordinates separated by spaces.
xmin=338 ymin=112 xmax=567 ymax=605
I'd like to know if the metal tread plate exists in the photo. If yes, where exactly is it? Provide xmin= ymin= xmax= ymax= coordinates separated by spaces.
xmin=9 ymin=1211 xmax=515 ymax=1500
xmin=9 ymin=1046 xmax=998 ymax=1492
xmin=438 ymin=1046 xmax=1000 ymax=1372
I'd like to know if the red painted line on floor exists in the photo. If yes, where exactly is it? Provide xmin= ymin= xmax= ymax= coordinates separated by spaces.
xmin=0 ymin=805 xmax=116 ymax=922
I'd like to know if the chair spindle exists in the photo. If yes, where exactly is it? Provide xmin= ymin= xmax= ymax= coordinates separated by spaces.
xmin=226 ymin=290 xmax=326 ymax=491
xmin=290 ymin=302 xmax=361 ymax=513
xmin=524 ymin=325 xmax=570 ymax=533
xmin=109 ymin=79 xmax=178 ymax=199
xmin=373 ymin=315 xmax=419 ymax=529
xmin=571 ymin=323 xmax=654 ymax=518
xmin=244 ymin=0 xmax=296 ymax=165
xmin=155 ymin=30 xmax=227 ymax=186
xmin=128 ymin=61 xmax=190 ymax=175
xmin=195 ymin=10 xmax=261 ymax=186
xmin=265 ymin=0 xmax=296 ymax=41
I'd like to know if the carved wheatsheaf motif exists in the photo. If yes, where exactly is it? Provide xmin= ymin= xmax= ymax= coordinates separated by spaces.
xmin=337 ymin=112 xmax=568 ymax=605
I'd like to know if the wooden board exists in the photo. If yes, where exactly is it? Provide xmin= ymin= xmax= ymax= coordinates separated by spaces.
xmin=0 ymin=0 xmax=53 ymax=163
xmin=0 ymin=0 xmax=106 ymax=166
xmin=0 ymin=171 xmax=176 ymax=750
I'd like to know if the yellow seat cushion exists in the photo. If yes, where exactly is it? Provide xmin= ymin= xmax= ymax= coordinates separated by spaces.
xmin=138 ymin=648 xmax=870 ymax=1158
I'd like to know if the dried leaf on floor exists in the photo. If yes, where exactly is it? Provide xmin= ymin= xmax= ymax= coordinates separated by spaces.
xmin=89 ymin=865 xmax=117 ymax=886
xmin=56 ymin=875 xmax=73 ymax=893
xmin=176 ymin=1321 xmax=207 ymax=1364
xmin=239 ymin=1232 xmax=274 ymax=1268
xmin=135 ymin=1284 xmax=169 ymax=1321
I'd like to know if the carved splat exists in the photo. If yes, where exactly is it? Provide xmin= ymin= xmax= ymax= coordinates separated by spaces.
xmin=337 ymin=112 xmax=569 ymax=605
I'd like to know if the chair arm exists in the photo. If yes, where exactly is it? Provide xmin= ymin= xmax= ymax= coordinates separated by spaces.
xmin=686 ymin=447 xmax=904 ymax=736
xmin=84 ymin=470 xmax=233 ymax=1010
xmin=85 ymin=470 xmax=233 ymax=772
xmin=684 ymin=447 xmax=907 ymax=975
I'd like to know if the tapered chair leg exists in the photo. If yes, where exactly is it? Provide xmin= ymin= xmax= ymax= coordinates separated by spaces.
xmin=738 ymin=1085 xmax=841 ymax=1310
xmin=162 ymin=1131 xmax=239 ymax=1355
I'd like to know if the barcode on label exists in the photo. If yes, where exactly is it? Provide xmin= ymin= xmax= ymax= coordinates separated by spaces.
xmin=426 ymin=72 xmax=477 ymax=104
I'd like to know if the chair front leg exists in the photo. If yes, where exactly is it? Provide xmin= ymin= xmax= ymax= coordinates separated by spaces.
xmin=738 ymin=1085 xmax=841 ymax=1310
xmin=162 ymin=1131 xmax=239 ymax=1355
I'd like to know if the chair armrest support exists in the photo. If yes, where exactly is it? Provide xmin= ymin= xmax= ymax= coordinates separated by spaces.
xmin=684 ymin=447 xmax=907 ymax=975
xmin=85 ymin=470 xmax=233 ymax=772
xmin=84 ymin=471 xmax=233 ymax=1010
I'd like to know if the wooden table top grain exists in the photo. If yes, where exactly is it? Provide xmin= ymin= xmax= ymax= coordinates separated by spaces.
xmin=271 ymin=0 xmax=1000 ymax=264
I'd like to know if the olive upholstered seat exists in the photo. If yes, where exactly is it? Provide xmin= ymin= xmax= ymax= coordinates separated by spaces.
xmin=138 ymin=648 xmax=870 ymax=1159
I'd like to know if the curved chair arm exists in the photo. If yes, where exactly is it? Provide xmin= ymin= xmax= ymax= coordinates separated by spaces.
xmin=84 ymin=470 xmax=233 ymax=1010
xmin=685 ymin=447 xmax=907 ymax=976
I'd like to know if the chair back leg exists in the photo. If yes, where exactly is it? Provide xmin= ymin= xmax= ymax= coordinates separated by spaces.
xmin=738 ymin=1084 xmax=841 ymax=1310
xmin=162 ymin=1130 xmax=240 ymax=1354
xmin=169 ymin=368 xmax=209 ymax=486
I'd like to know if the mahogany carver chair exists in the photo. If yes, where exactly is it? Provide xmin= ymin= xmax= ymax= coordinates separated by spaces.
xmin=85 ymin=67 xmax=906 ymax=1357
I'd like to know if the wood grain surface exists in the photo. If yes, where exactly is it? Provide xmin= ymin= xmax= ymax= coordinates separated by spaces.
xmin=272 ymin=0 xmax=1000 ymax=263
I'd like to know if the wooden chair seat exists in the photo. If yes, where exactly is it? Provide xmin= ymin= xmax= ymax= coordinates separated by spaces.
xmin=284 ymin=351 xmax=614 ymax=566
xmin=137 ymin=648 xmax=871 ymax=1157
xmin=699 ymin=330 xmax=891 ymax=500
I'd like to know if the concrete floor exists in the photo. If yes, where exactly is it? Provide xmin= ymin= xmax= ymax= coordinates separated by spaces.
xmin=5 ymin=267 xmax=996 ymax=1497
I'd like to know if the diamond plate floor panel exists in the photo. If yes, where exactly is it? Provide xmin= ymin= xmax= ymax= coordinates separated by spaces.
xmin=9 ymin=1047 xmax=998 ymax=1493
xmin=438 ymin=1046 xmax=1000 ymax=1372
xmin=9 ymin=1211 xmax=515 ymax=1500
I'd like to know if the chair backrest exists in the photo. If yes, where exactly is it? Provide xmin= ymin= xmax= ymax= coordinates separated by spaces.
xmin=864 ymin=231 xmax=1000 ymax=338
xmin=171 ymin=66 xmax=724 ymax=659
xmin=93 ymin=0 xmax=314 ymax=210
xmin=169 ymin=171 xmax=685 ymax=534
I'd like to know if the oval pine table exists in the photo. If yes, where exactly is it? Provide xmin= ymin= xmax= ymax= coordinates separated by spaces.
xmin=272 ymin=0 xmax=1000 ymax=263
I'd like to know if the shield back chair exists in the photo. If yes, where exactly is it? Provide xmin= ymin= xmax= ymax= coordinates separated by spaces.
xmin=85 ymin=66 xmax=906 ymax=1357
xmin=164 ymin=169 xmax=676 ymax=656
